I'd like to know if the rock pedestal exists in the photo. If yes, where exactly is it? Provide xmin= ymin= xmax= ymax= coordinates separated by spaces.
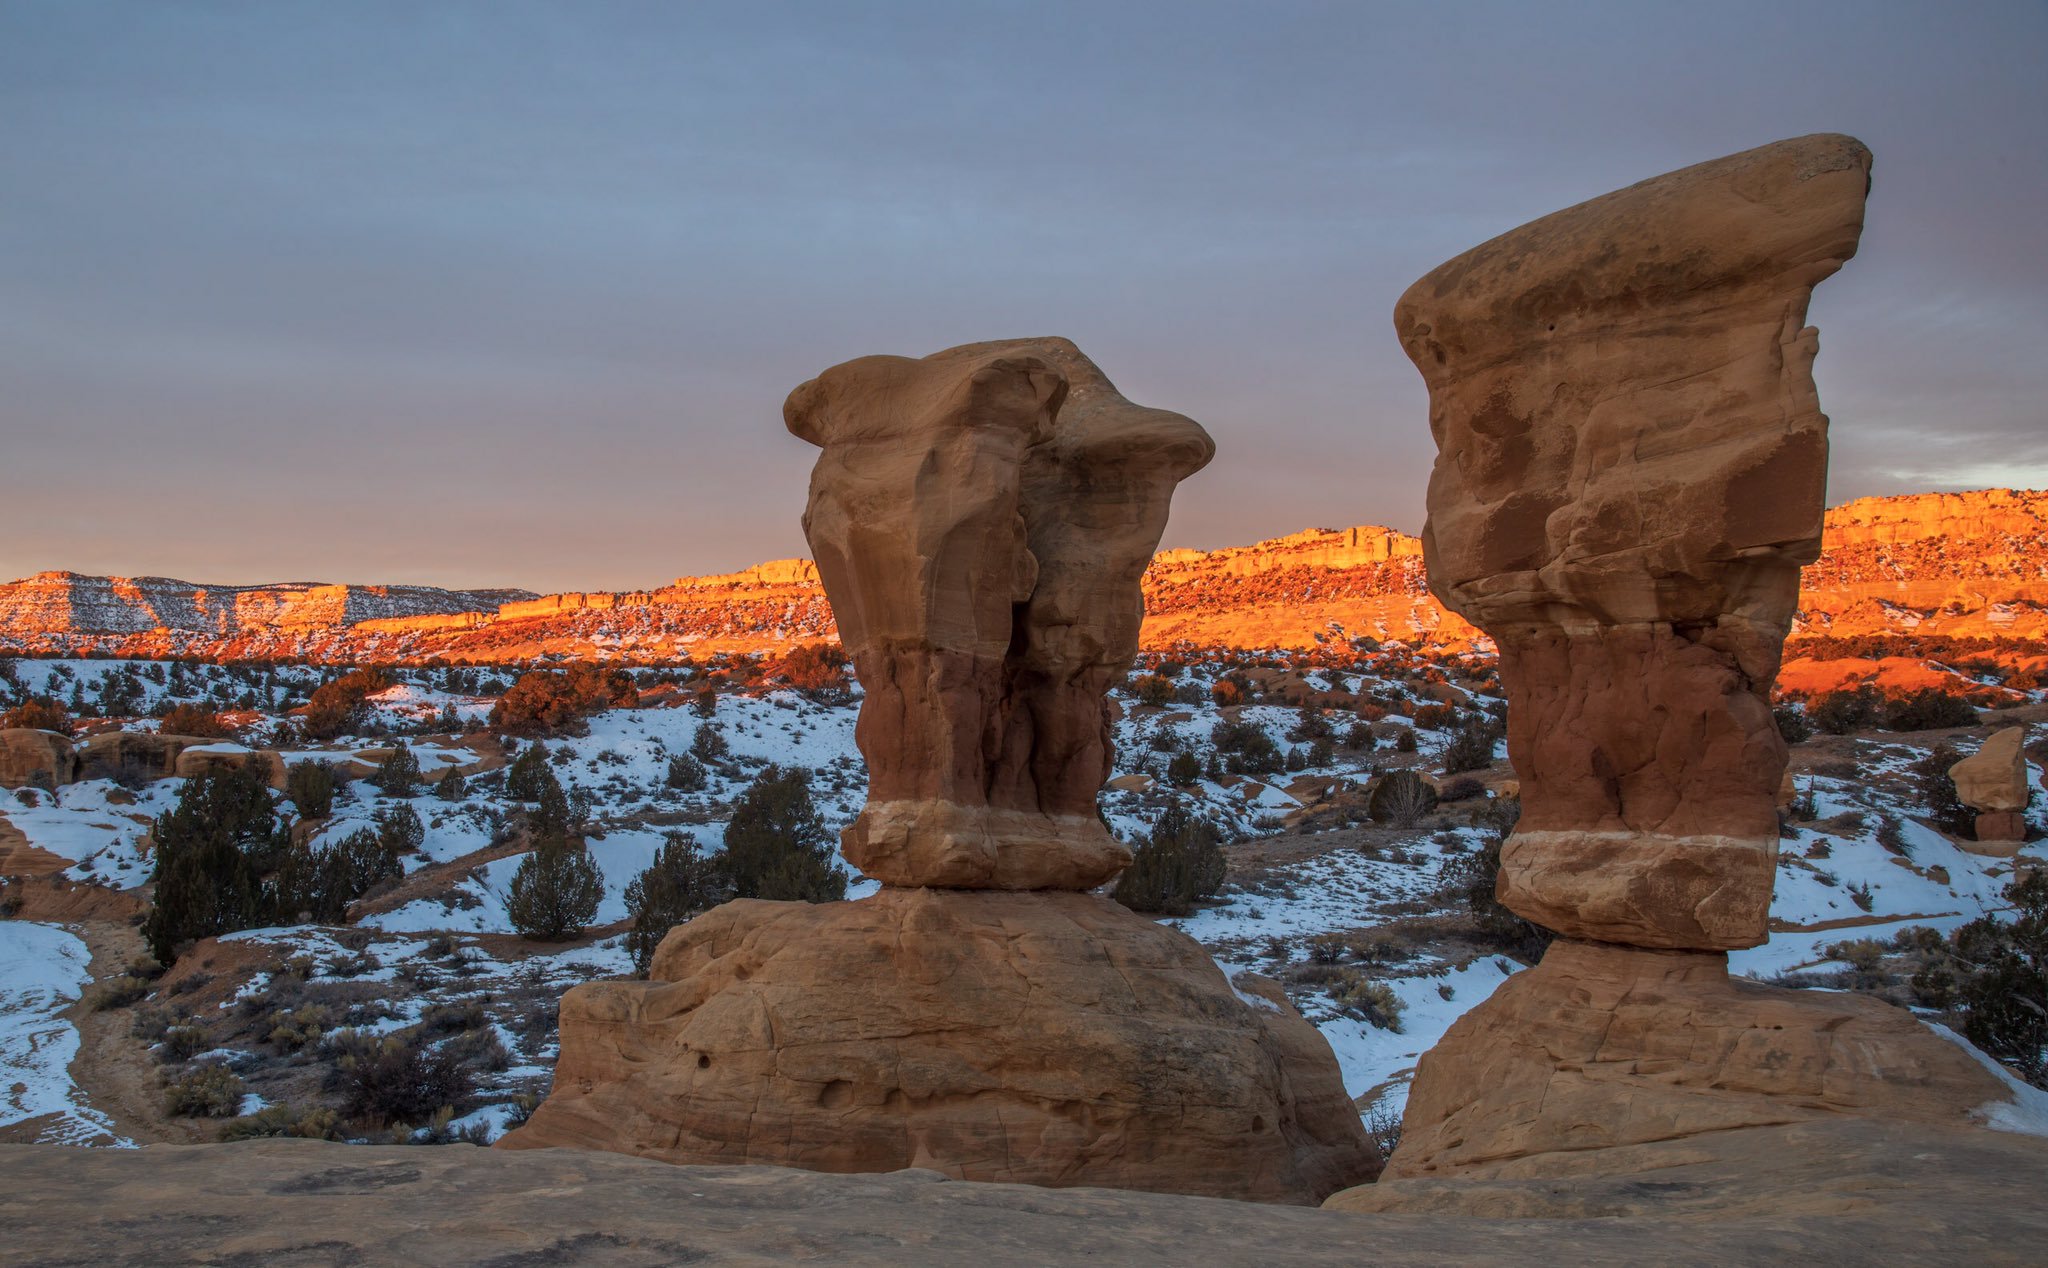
xmin=502 ymin=338 xmax=1377 ymax=1203
xmin=1352 ymin=136 xmax=2028 ymax=1189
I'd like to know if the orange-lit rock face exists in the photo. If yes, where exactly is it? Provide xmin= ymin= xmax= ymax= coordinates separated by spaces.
xmin=785 ymin=338 xmax=1213 ymax=890
xmin=1402 ymin=134 xmax=1872 ymax=949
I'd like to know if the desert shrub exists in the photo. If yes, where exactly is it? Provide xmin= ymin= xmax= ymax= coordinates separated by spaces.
xmin=691 ymin=688 xmax=718 ymax=718
xmin=489 ymin=665 xmax=636 ymax=738
xmin=1913 ymin=744 xmax=1978 ymax=838
xmin=286 ymin=760 xmax=338 ymax=821
xmin=1166 ymin=750 xmax=1203 ymax=788
xmin=690 ymin=723 xmax=729 ymax=762
xmin=1111 ymin=803 xmax=1227 ymax=917
xmin=1362 ymin=1102 xmax=1403 ymax=1158
xmin=1440 ymin=722 xmax=1498 ymax=775
xmin=665 ymin=753 xmax=708 ymax=793
xmin=218 ymin=1104 xmax=340 ymax=1141
xmin=1880 ymin=688 xmax=1979 ymax=732
xmin=1440 ymin=797 xmax=1551 ymax=961
xmin=1393 ymin=728 xmax=1418 ymax=754
xmin=159 ymin=703 xmax=232 ymax=739
xmin=267 ymin=1005 xmax=335 ymax=1052
xmin=0 ymin=696 xmax=70 ymax=733
xmin=1287 ymin=706 xmax=1334 ymax=742
xmin=506 ymin=842 xmax=604 ymax=941
xmin=1412 ymin=703 xmax=1458 ymax=731
xmin=142 ymin=763 xmax=287 ymax=963
xmin=326 ymin=1027 xmax=475 ymax=1127
xmin=373 ymin=744 xmax=422 ymax=797
xmin=1369 ymin=770 xmax=1438 ymax=828
xmin=1332 ymin=975 xmax=1406 ymax=1032
xmin=1847 ymin=881 xmax=1875 ymax=912
xmin=1773 ymin=703 xmax=1814 ymax=745
xmin=1211 ymin=719 xmax=1281 ymax=775
xmin=302 ymin=669 xmax=392 ymax=740
xmin=163 ymin=1063 xmax=244 ymax=1118
xmin=1437 ymin=776 xmax=1485 ymax=803
xmin=87 ymin=975 xmax=152 ymax=1011
xmin=269 ymin=825 xmax=405 ymax=924
xmin=1807 ymin=687 xmax=1880 ymax=736
xmin=1132 ymin=674 xmax=1177 ymax=707
xmin=624 ymin=832 xmax=730 ymax=975
xmin=776 ymin=643 xmax=850 ymax=695
xmin=723 ymin=765 xmax=846 ymax=903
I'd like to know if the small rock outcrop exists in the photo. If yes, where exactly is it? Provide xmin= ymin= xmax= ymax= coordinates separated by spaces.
xmin=0 ymin=728 xmax=77 ymax=789
xmin=502 ymin=339 xmax=1377 ymax=1203
xmin=1360 ymin=135 xmax=2028 ymax=1185
xmin=76 ymin=731 xmax=195 ymax=784
xmin=1951 ymin=726 xmax=2030 ymax=847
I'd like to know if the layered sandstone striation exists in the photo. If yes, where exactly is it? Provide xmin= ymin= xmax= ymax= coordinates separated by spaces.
xmin=1362 ymin=135 xmax=2036 ymax=1189
xmin=1404 ymin=132 xmax=1873 ymax=950
xmin=504 ymin=338 xmax=1375 ymax=1202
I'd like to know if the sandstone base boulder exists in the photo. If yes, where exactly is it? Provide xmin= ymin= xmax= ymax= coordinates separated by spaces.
xmin=499 ymin=888 xmax=1379 ymax=1204
xmin=1383 ymin=938 xmax=2016 ymax=1179
xmin=1972 ymin=811 xmax=2027 ymax=850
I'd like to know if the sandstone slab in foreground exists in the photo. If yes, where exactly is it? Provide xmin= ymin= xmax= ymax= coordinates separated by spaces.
xmin=7 ymin=1118 xmax=2048 ymax=1266
xmin=500 ymin=888 xmax=1376 ymax=1204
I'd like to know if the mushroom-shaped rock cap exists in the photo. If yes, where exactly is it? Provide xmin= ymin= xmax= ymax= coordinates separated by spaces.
xmin=783 ymin=337 xmax=1213 ymax=891
xmin=1404 ymin=133 xmax=1872 ymax=634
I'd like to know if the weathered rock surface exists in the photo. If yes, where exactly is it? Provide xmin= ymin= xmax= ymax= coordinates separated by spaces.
xmin=9 ymin=1117 xmax=2048 ymax=1266
xmin=784 ymin=337 xmax=1213 ymax=889
xmin=501 ymin=887 xmax=1376 ymax=1203
xmin=0 ymin=727 xmax=77 ymax=789
xmin=1403 ymin=133 xmax=1872 ymax=950
xmin=1952 ymin=726 xmax=2029 ymax=814
xmin=1382 ymin=939 xmax=2014 ymax=1179
xmin=170 ymin=743 xmax=287 ymax=789
xmin=75 ymin=730 xmax=196 ymax=784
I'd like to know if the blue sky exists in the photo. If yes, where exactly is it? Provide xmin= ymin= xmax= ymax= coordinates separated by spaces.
xmin=3 ymin=1 xmax=2043 ymax=590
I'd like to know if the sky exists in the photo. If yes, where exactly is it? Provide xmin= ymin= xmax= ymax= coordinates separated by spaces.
xmin=3 ymin=1 xmax=2044 ymax=592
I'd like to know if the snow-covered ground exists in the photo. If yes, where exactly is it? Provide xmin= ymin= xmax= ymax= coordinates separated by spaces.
xmin=2 ymin=652 xmax=2042 ymax=1147
xmin=0 ymin=922 xmax=128 ymax=1146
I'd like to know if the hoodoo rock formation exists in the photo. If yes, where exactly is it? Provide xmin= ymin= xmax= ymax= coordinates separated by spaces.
xmin=1406 ymin=132 xmax=1873 ymax=951
xmin=1367 ymin=135 xmax=2025 ymax=1183
xmin=501 ymin=339 xmax=1378 ymax=1203
xmin=1950 ymin=726 xmax=2031 ymax=848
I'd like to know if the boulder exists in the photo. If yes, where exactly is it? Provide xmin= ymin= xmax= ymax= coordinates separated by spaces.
xmin=1966 ymin=813 xmax=2026 ymax=854
xmin=1382 ymin=939 xmax=2017 ymax=1180
xmin=1402 ymin=133 xmax=1871 ymax=950
xmin=1951 ymin=727 xmax=2029 ymax=813
xmin=171 ymin=744 xmax=287 ymax=790
xmin=76 ymin=731 xmax=196 ymax=784
xmin=0 ymin=728 xmax=78 ymax=789
xmin=500 ymin=888 xmax=1377 ymax=1203
xmin=784 ymin=337 xmax=1214 ymax=890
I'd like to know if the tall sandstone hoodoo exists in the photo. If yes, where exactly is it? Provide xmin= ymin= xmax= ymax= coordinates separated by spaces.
xmin=1370 ymin=135 xmax=2021 ymax=1182
xmin=500 ymin=338 xmax=1379 ymax=1204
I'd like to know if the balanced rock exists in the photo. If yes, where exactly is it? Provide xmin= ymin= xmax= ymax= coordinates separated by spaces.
xmin=784 ymin=337 xmax=1214 ymax=890
xmin=0 ymin=728 xmax=78 ymax=789
xmin=1384 ymin=939 xmax=2014 ymax=1178
xmin=1951 ymin=727 xmax=2029 ymax=816
xmin=505 ymin=338 xmax=1375 ymax=1202
xmin=171 ymin=743 xmax=287 ymax=790
xmin=1401 ymin=133 xmax=1872 ymax=950
xmin=502 ymin=888 xmax=1374 ymax=1203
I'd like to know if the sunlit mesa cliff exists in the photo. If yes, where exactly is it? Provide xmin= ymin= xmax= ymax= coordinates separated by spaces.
xmin=1 ymin=491 xmax=2040 ymax=664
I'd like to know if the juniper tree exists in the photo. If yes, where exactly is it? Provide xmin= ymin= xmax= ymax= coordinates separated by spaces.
xmin=142 ymin=763 xmax=287 ymax=962
xmin=506 ymin=841 xmax=604 ymax=941
xmin=1111 ymin=802 xmax=1226 ymax=917
xmin=623 ymin=832 xmax=730 ymax=975
xmin=373 ymin=744 xmax=421 ymax=797
xmin=722 ymin=765 xmax=845 ymax=903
